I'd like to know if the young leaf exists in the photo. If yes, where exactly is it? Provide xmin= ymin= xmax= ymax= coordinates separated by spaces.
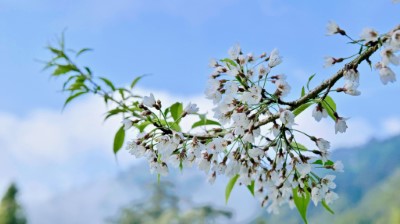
xmin=104 ymin=108 xmax=125 ymax=121
xmin=301 ymin=86 xmax=306 ymax=97
xmin=225 ymin=174 xmax=239 ymax=204
xmin=293 ymin=102 xmax=313 ymax=117
xmin=170 ymin=102 xmax=183 ymax=122
xmin=247 ymin=180 xmax=255 ymax=196
xmin=290 ymin=142 xmax=308 ymax=151
xmin=321 ymin=199 xmax=335 ymax=214
xmin=192 ymin=118 xmax=221 ymax=129
xmin=323 ymin=96 xmax=336 ymax=111
xmin=306 ymin=74 xmax=316 ymax=90
xmin=292 ymin=188 xmax=311 ymax=224
xmin=53 ymin=64 xmax=78 ymax=76
xmin=130 ymin=74 xmax=148 ymax=89
xmin=113 ymin=126 xmax=125 ymax=154
xmin=135 ymin=121 xmax=152 ymax=133
xmin=76 ymin=48 xmax=92 ymax=57
xmin=220 ymin=58 xmax=238 ymax=68
xmin=99 ymin=77 xmax=116 ymax=91
xmin=168 ymin=122 xmax=182 ymax=132
xmin=63 ymin=91 xmax=87 ymax=109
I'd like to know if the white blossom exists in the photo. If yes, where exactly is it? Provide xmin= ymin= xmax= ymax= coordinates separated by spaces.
xmin=248 ymin=147 xmax=264 ymax=158
xmin=344 ymin=69 xmax=360 ymax=84
xmin=390 ymin=30 xmax=400 ymax=49
xmin=122 ymin=118 xmax=133 ymax=131
xmin=224 ymin=81 xmax=239 ymax=95
xmin=311 ymin=186 xmax=323 ymax=206
xmin=275 ymin=79 xmax=291 ymax=97
xmin=126 ymin=140 xmax=146 ymax=158
xmin=208 ymin=171 xmax=217 ymax=184
xmin=360 ymin=28 xmax=379 ymax=42
xmin=312 ymin=105 xmax=328 ymax=122
xmin=326 ymin=21 xmax=342 ymax=35
xmin=335 ymin=117 xmax=348 ymax=134
xmin=297 ymin=163 xmax=311 ymax=178
xmin=321 ymin=175 xmax=336 ymax=191
xmin=279 ymin=110 xmax=295 ymax=128
xmin=381 ymin=47 xmax=400 ymax=66
xmin=376 ymin=62 xmax=397 ymax=85
xmin=184 ymin=102 xmax=199 ymax=114
xmin=325 ymin=191 xmax=339 ymax=205
xmin=343 ymin=81 xmax=361 ymax=96
xmin=316 ymin=138 xmax=331 ymax=151
xmin=159 ymin=163 xmax=169 ymax=176
xmin=207 ymin=137 xmax=226 ymax=154
xmin=324 ymin=56 xmax=336 ymax=68
xmin=209 ymin=58 xmax=218 ymax=68
xmin=228 ymin=44 xmax=241 ymax=59
xmin=198 ymin=153 xmax=211 ymax=173
xmin=169 ymin=154 xmax=181 ymax=168
xmin=205 ymin=78 xmax=221 ymax=97
xmin=143 ymin=93 xmax=156 ymax=108
xmin=333 ymin=161 xmax=344 ymax=172
xmin=258 ymin=64 xmax=270 ymax=77
xmin=241 ymin=85 xmax=262 ymax=105
xmin=268 ymin=48 xmax=282 ymax=67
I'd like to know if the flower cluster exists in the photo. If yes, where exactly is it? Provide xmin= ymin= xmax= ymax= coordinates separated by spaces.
xmin=123 ymin=43 xmax=354 ymax=214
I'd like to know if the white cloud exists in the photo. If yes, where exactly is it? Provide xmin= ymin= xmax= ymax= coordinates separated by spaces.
xmin=0 ymin=88 xmax=214 ymax=207
xmin=295 ymin=109 xmax=374 ymax=150
xmin=382 ymin=117 xmax=400 ymax=136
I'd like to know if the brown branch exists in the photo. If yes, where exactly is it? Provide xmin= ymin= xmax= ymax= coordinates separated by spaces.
xmin=254 ymin=43 xmax=380 ymax=129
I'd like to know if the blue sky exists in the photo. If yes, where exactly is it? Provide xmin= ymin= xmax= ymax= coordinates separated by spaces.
xmin=1 ymin=0 xmax=400 ymax=223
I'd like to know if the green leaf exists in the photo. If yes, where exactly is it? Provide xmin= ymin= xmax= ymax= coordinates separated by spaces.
xmin=292 ymin=188 xmax=310 ymax=224
xmin=306 ymin=74 xmax=316 ymax=90
xmin=170 ymin=102 xmax=183 ymax=122
xmin=168 ymin=122 xmax=182 ymax=132
xmin=323 ymin=96 xmax=336 ymax=111
xmin=99 ymin=77 xmax=116 ymax=91
xmin=293 ymin=102 xmax=313 ymax=117
xmin=63 ymin=91 xmax=87 ymax=109
xmin=220 ymin=58 xmax=238 ymax=68
xmin=301 ymin=86 xmax=305 ymax=97
xmin=113 ymin=126 xmax=125 ymax=154
xmin=192 ymin=117 xmax=221 ymax=129
xmin=247 ymin=181 xmax=255 ymax=196
xmin=130 ymin=74 xmax=148 ymax=89
xmin=225 ymin=174 xmax=240 ymax=204
xmin=312 ymin=159 xmax=334 ymax=166
xmin=53 ymin=64 xmax=78 ymax=76
xmin=321 ymin=199 xmax=335 ymax=214
xmin=76 ymin=48 xmax=92 ymax=57
xmin=312 ymin=160 xmax=324 ymax=165
xmin=321 ymin=96 xmax=337 ymax=121
xmin=135 ymin=121 xmax=152 ymax=133
xmin=290 ymin=142 xmax=308 ymax=151
xmin=104 ymin=108 xmax=125 ymax=121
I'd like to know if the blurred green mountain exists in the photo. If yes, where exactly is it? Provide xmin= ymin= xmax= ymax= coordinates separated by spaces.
xmin=252 ymin=135 xmax=400 ymax=224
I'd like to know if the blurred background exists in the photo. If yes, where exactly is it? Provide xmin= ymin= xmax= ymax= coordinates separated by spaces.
xmin=1 ymin=0 xmax=400 ymax=223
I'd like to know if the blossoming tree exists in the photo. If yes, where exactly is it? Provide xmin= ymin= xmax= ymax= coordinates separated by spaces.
xmin=43 ymin=3 xmax=400 ymax=222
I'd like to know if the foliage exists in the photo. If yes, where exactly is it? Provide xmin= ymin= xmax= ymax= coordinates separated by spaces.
xmin=0 ymin=183 xmax=27 ymax=224
xmin=106 ymin=182 xmax=232 ymax=224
